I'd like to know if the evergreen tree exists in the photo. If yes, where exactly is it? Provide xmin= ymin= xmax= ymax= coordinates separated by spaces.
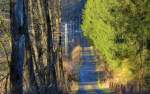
xmin=82 ymin=0 xmax=150 ymax=92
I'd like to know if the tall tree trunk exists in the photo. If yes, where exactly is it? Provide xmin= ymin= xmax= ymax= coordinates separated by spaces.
xmin=10 ymin=0 xmax=26 ymax=94
xmin=27 ymin=0 xmax=39 ymax=65
xmin=35 ymin=0 xmax=47 ymax=85
xmin=25 ymin=1 xmax=39 ymax=93
xmin=25 ymin=0 xmax=39 ymax=88
xmin=43 ymin=0 xmax=58 ymax=93
xmin=57 ymin=0 xmax=69 ymax=92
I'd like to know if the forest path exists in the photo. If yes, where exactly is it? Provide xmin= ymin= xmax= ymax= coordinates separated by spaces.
xmin=77 ymin=46 xmax=103 ymax=94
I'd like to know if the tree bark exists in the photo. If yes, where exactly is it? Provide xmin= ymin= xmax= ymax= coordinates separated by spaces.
xmin=43 ymin=0 xmax=58 ymax=93
xmin=25 ymin=0 xmax=39 ymax=89
xmin=10 ymin=0 xmax=26 ymax=93
xmin=35 ymin=0 xmax=47 ymax=85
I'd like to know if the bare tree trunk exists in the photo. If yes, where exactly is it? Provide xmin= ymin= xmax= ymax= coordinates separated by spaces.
xmin=10 ymin=0 xmax=26 ymax=94
xmin=43 ymin=0 xmax=58 ymax=93
xmin=57 ymin=0 xmax=70 ymax=92
xmin=35 ymin=0 xmax=47 ymax=85
xmin=24 ymin=0 xmax=43 ymax=93
xmin=27 ymin=0 xmax=39 ymax=65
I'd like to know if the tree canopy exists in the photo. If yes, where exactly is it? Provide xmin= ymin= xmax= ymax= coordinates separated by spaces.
xmin=82 ymin=0 xmax=150 ymax=90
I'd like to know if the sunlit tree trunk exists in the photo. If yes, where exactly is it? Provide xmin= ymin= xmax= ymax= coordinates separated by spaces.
xmin=50 ymin=0 xmax=69 ymax=93
xmin=43 ymin=0 xmax=58 ymax=93
xmin=56 ymin=0 xmax=66 ymax=92
xmin=35 ymin=0 xmax=47 ymax=85
xmin=25 ymin=0 xmax=39 ymax=93
xmin=27 ymin=0 xmax=38 ymax=65
xmin=10 ymin=0 xmax=26 ymax=94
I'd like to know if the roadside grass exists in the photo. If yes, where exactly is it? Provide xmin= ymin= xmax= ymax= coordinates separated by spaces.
xmin=97 ymin=81 xmax=113 ymax=94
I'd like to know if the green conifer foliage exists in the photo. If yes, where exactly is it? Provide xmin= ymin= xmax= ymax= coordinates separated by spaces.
xmin=82 ymin=0 xmax=150 ymax=87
